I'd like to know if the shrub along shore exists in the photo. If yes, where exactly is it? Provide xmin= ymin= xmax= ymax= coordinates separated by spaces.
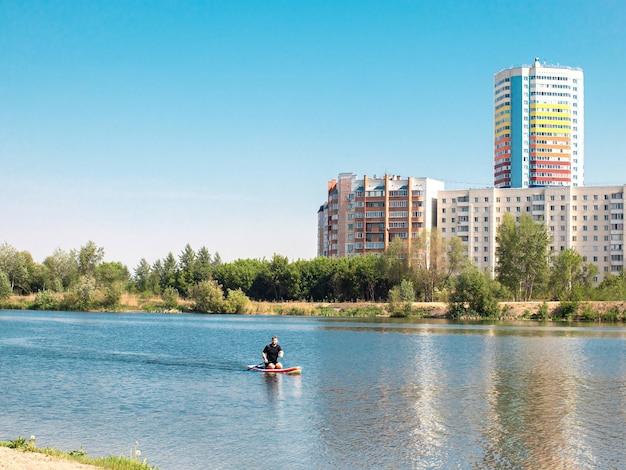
xmin=2 ymin=294 xmax=626 ymax=322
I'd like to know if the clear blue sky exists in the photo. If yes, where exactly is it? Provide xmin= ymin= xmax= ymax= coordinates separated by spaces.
xmin=2 ymin=0 xmax=625 ymax=269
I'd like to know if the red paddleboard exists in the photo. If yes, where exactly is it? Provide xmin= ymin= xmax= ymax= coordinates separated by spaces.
xmin=247 ymin=364 xmax=302 ymax=375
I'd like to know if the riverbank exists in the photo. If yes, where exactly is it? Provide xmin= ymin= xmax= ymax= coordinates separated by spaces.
xmin=244 ymin=300 xmax=626 ymax=320
xmin=4 ymin=295 xmax=626 ymax=321
xmin=0 ymin=447 xmax=100 ymax=470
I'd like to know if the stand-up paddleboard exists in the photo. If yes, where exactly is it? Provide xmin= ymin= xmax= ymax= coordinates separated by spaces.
xmin=247 ymin=364 xmax=302 ymax=374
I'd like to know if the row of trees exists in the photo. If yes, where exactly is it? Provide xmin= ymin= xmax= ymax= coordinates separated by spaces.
xmin=1 ymin=213 xmax=625 ymax=314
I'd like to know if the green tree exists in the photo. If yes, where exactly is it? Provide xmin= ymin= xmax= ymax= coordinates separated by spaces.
xmin=351 ymin=255 xmax=383 ymax=301
xmin=329 ymin=256 xmax=356 ymax=301
xmin=177 ymin=244 xmax=196 ymax=297
xmin=194 ymin=247 xmax=214 ymax=283
xmin=214 ymin=258 xmax=263 ymax=295
xmin=95 ymin=262 xmax=130 ymax=286
xmin=44 ymin=248 xmax=78 ymax=291
xmin=267 ymin=254 xmax=290 ymax=300
xmin=595 ymin=271 xmax=626 ymax=300
xmin=495 ymin=213 xmax=550 ymax=300
xmin=379 ymin=238 xmax=410 ymax=288
xmin=28 ymin=262 xmax=51 ymax=293
xmin=157 ymin=252 xmax=178 ymax=292
xmin=133 ymin=258 xmax=153 ymax=293
xmin=448 ymin=266 xmax=501 ymax=318
xmin=0 ymin=243 xmax=30 ymax=293
xmin=410 ymin=229 xmax=467 ymax=301
xmin=549 ymin=248 xmax=598 ymax=301
xmin=76 ymin=241 xmax=105 ymax=276
xmin=388 ymin=279 xmax=415 ymax=317
xmin=295 ymin=257 xmax=335 ymax=301
xmin=0 ymin=271 xmax=11 ymax=299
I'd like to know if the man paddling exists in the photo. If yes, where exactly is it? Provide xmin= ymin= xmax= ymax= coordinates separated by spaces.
xmin=262 ymin=336 xmax=284 ymax=369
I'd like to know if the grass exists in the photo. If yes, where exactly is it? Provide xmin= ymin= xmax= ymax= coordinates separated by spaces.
xmin=1 ymin=436 xmax=158 ymax=469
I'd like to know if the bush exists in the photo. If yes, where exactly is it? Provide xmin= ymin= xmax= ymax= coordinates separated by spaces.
xmin=190 ymin=280 xmax=225 ymax=313
xmin=387 ymin=279 xmax=415 ymax=317
xmin=62 ymin=276 xmax=97 ymax=311
xmin=33 ymin=290 xmax=60 ymax=311
xmin=448 ymin=266 xmax=501 ymax=318
xmin=603 ymin=306 xmax=622 ymax=322
xmin=224 ymin=288 xmax=249 ymax=314
xmin=556 ymin=300 xmax=579 ymax=319
xmin=580 ymin=304 xmax=598 ymax=322
xmin=101 ymin=282 xmax=124 ymax=311
xmin=161 ymin=287 xmax=180 ymax=311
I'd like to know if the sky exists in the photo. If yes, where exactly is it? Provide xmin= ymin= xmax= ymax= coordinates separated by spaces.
xmin=1 ymin=0 xmax=625 ymax=269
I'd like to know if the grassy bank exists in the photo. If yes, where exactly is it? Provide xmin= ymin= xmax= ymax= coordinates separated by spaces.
xmin=1 ymin=436 xmax=157 ymax=469
xmin=2 ymin=294 xmax=626 ymax=322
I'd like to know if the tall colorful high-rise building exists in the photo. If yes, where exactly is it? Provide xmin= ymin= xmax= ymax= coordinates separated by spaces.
xmin=494 ymin=58 xmax=584 ymax=188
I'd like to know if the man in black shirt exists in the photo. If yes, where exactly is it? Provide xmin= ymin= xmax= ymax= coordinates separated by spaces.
xmin=262 ymin=336 xmax=283 ymax=369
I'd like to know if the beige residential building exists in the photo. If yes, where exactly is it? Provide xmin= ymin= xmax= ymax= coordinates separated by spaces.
xmin=438 ymin=185 xmax=625 ymax=281
xmin=318 ymin=173 xmax=444 ymax=258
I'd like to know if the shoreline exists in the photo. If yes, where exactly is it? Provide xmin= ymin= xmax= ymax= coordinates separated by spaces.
xmin=0 ymin=447 xmax=101 ymax=470
xmin=4 ymin=296 xmax=626 ymax=321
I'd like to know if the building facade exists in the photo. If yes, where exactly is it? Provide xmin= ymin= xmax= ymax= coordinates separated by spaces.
xmin=494 ymin=58 xmax=584 ymax=188
xmin=318 ymin=173 xmax=444 ymax=258
xmin=438 ymin=186 xmax=625 ymax=281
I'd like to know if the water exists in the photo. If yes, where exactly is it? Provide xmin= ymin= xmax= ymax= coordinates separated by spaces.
xmin=1 ymin=311 xmax=625 ymax=469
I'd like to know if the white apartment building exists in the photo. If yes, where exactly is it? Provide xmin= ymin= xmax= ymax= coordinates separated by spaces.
xmin=438 ymin=186 xmax=625 ymax=281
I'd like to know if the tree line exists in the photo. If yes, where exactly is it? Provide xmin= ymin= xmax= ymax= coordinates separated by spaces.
xmin=1 ymin=213 xmax=626 ymax=315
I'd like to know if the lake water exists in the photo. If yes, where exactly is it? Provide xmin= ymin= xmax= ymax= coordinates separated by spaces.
xmin=1 ymin=310 xmax=625 ymax=469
